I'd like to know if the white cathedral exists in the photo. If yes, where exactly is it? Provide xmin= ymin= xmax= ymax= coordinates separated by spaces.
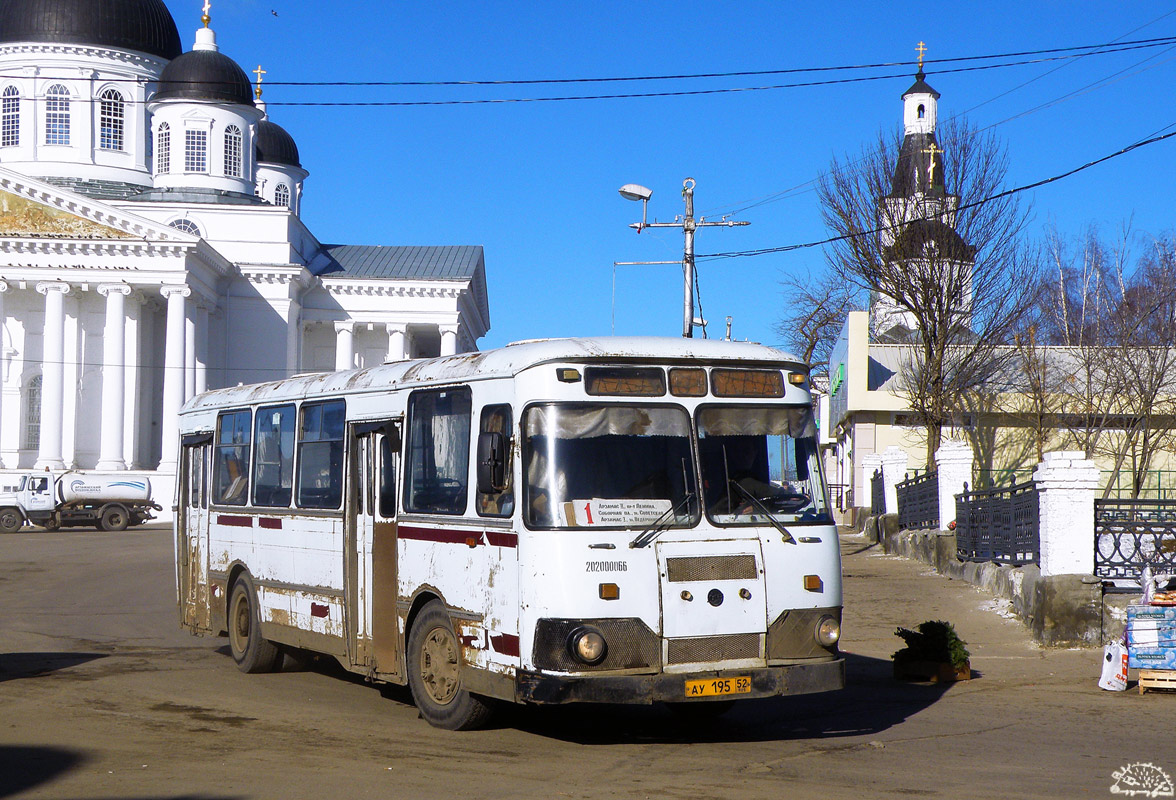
xmin=0 ymin=0 xmax=492 ymax=490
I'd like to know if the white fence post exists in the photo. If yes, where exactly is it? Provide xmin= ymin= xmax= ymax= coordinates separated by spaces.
xmin=1033 ymin=451 xmax=1100 ymax=577
xmin=880 ymin=446 xmax=909 ymax=516
xmin=935 ymin=440 xmax=973 ymax=531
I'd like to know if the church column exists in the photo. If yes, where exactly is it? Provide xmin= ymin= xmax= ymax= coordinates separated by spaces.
xmin=95 ymin=283 xmax=131 ymax=470
xmin=439 ymin=324 xmax=459 ymax=357
xmin=35 ymin=282 xmax=69 ymax=470
xmin=184 ymin=301 xmax=197 ymax=401
xmin=0 ymin=281 xmax=7 ymax=465
xmin=286 ymin=303 xmax=302 ymax=377
xmin=123 ymin=292 xmax=143 ymax=469
xmin=196 ymin=304 xmax=209 ymax=395
xmin=385 ymin=323 xmax=407 ymax=362
xmin=334 ymin=321 xmax=355 ymax=372
xmin=159 ymin=285 xmax=190 ymax=473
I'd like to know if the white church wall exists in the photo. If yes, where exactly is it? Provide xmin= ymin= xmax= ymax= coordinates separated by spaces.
xmin=221 ymin=279 xmax=293 ymax=387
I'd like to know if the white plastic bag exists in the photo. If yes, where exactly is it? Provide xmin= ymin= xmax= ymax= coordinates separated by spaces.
xmin=1099 ymin=640 xmax=1129 ymax=691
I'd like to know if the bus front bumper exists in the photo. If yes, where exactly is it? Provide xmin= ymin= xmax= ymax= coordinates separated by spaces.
xmin=515 ymin=658 xmax=844 ymax=705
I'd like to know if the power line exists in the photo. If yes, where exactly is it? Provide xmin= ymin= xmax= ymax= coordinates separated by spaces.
xmin=696 ymin=126 xmax=1176 ymax=261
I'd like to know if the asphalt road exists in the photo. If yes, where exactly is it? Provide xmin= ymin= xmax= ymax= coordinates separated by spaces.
xmin=2 ymin=525 xmax=1174 ymax=800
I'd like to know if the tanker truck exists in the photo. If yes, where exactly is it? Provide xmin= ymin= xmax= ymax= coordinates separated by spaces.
xmin=0 ymin=471 xmax=160 ymax=533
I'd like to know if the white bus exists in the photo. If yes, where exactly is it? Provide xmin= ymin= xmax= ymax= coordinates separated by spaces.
xmin=175 ymin=336 xmax=843 ymax=729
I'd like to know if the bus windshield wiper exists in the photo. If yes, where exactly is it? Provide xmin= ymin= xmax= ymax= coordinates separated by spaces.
xmin=728 ymin=480 xmax=796 ymax=544
xmin=629 ymin=492 xmax=694 ymax=549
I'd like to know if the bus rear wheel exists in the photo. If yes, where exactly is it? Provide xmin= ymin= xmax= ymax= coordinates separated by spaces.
xmin=407 ymin=600 xmax=495 ymax=730
xmin=228 ymin=573 xmax=282 ymax=674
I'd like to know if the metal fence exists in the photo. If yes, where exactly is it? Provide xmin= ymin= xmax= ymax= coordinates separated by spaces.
xmin=1094 ymin=499 xmax=1176 ymax=583
xmin=955 ymin=481 xmax=1040 ymax=565
xmin=896 ymin=470 xmax=939 ymax=531
xmin=871 ymin=469 xmax=885 ymax=515
xmin=975 ymin=468 xmax=1034 ymax=488
xmin=1101 ymin=470 xmax=1176 ymax=501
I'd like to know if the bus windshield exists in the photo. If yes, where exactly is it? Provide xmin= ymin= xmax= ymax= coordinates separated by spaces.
xmin=523 ymin=403 xmax=699 ymax=529
xmin=697 ymin=405 xmax=830 ymax=525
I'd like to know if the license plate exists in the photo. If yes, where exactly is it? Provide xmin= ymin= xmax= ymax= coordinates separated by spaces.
xmin=684 ymin=676 xmax=751 ymax=698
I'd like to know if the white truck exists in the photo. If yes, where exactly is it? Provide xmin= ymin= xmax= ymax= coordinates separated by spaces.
xmin=0 ymin=471 xmax=160 ymax=533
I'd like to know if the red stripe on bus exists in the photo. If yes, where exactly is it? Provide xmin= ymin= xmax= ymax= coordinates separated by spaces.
xmin=398 ymin=525 xmax=518 ymax=549
xmin=258 ymin=517 xmax=282 ymax=530
xmin=217 ymin=515 xmax=253 ymax=527
xmin=485 ymin=531 xmax=519 ymax=548
xmin=310 ymin=602 xmax=329 ymax=618
xmin=490 ymin=633 xmax=520 ymax=657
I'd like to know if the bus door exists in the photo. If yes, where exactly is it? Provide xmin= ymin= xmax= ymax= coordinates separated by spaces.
xmin=346 ymin=420 xmax=402 ymax=679
xmin=178 ymin=433 xmax=212 ymax=633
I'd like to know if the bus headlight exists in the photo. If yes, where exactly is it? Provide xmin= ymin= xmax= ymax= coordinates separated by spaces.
xmin=815 ymin=616 xmax=841 ymax=648
xmin=567 ymin=626 xmax=608 ymax=665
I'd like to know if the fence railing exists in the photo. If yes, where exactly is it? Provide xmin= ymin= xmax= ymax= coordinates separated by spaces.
xmin=955 ymin=481 xmax=1040 ymax=566
xmin=1094 ymin=499 xmax=1176 ymax=583
xmin=871 ymin=469 xmax=885 ymax=515
xmin=896 ymin=470 xmax=939 ymax=531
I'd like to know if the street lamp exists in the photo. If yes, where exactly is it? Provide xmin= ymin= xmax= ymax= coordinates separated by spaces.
xmin=618 ymin=183 xmax=652 ymax=230
xmin=617 ymin=178 xmax=748 ymax=338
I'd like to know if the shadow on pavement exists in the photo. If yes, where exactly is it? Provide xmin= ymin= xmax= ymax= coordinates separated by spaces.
xmin=501 ymin=653 xmax=954 ymax=744
xmin=0 ymin=745 xmax=84 ymax=798
xmin=0 ymin=652 xmax=107 ymax=682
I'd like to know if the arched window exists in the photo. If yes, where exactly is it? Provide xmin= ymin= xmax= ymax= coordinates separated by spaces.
xmin=184 ymin=128 xmax=207 ymax=173
xmin=223 ymin=124 xmax=242 ymax=178
xmin=2 ymin=86 xmax=19 ymax=147
xmin=44 ymin=84 xmax=69 ymax=146
xmin=156 ymin=122 xmax=170 ymax=174
xmin=274 ymin=183 xmax=290 ymax=207
xmin=917 ymin=104 xmax=925 ymax=119
xmin=168 ymin=218 xmax=202 ymax=237
xmin=98 ymin=88 xmax=124 ymax=150
xmin=24 ymin=375 xmax=41 ymax=450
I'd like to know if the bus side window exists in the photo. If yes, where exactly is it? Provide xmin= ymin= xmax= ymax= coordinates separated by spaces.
xmin=213 ymin=410 xmax=252 ymax=506
xmin=477 ymin=404 xmax=514 ymax=518
xmin=404 ymin=388 xmax=471 ymax=515
xmin=297 ymin=400 xmax=346 ymax=510
xmin=252 ymin=404 xmax=295 ymax=508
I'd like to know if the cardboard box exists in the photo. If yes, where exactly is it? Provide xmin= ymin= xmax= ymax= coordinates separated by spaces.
xmin=1128 ymin=646 xmax=1176 ymax=670
xmin=1128 ymin=605 xmax=1176 ymax=623
xmin=1127 ymin=622 xmax=1176 ymax=646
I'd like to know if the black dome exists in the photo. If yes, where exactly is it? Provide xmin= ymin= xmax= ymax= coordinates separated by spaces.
xmin=256 ymin=119 xmax=300 ymax=168
xmin=0 ymin=0 xmax=181 ymax=59
xmin=153 ymin=49 xmax=254 ymax=105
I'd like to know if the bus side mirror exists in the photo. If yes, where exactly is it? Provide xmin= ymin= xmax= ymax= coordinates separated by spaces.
xmin=477 ymin=432 xmax=508 ymax=494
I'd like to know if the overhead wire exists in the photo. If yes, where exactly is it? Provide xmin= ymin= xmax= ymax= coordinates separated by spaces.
xmin=696 ymin=126 xmax=1176 ymax=261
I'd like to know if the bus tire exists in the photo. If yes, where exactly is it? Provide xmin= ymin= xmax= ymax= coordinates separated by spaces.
xmin=228 ymin=573 xmax=282 ymax=674
xmin=407 ymin=600 xmax=495 ymax=730
xmin=0 ymin=507 xmax=22 ymax=533
xmin=100 ymin=505 xmax=129 ymax=532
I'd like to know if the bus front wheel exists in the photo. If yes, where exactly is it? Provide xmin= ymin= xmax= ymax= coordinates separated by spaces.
xmin=407 ymin=600 xmax=495 ymax=730
xmin=228 ymin=573 xmax=282 ymax=674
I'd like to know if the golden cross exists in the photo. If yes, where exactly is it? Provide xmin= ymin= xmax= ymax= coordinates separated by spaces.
xmin=201 ymin=0 xmax=211 ymax=27
xmin=253 ymin=65 xmax=267 ymax=100
xmin=924 ymin=142 xmax=945 ymax=186
xmin=916 ymin=41 xmax=927 ymax=70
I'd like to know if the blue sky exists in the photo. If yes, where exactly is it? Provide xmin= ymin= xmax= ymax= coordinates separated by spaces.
xmin=169 ymin=1 xmax=1176 ymax=352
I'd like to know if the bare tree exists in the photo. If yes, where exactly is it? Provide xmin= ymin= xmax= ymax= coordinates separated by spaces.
xmin=818 ymin=116 xmax=1040 ymax=463
xmin=775 ymin=270 xmax=862 ymax=374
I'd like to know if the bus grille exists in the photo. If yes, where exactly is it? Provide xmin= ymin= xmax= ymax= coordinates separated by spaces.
xmin=667 ymin=633 xmax=761 ymax=664
xmin=665 ymin=554 xmax=757 ymax=582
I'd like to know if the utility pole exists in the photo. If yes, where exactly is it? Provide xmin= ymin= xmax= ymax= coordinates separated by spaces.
xmin=618 ymin=178 xmax=749 ymax=338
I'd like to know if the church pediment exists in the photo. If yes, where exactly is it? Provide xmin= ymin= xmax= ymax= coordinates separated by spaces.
xmin=0 ymin=189 xmax=133 ymax=239
xmin=0 ymin=167 xmax=197 ymax=244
